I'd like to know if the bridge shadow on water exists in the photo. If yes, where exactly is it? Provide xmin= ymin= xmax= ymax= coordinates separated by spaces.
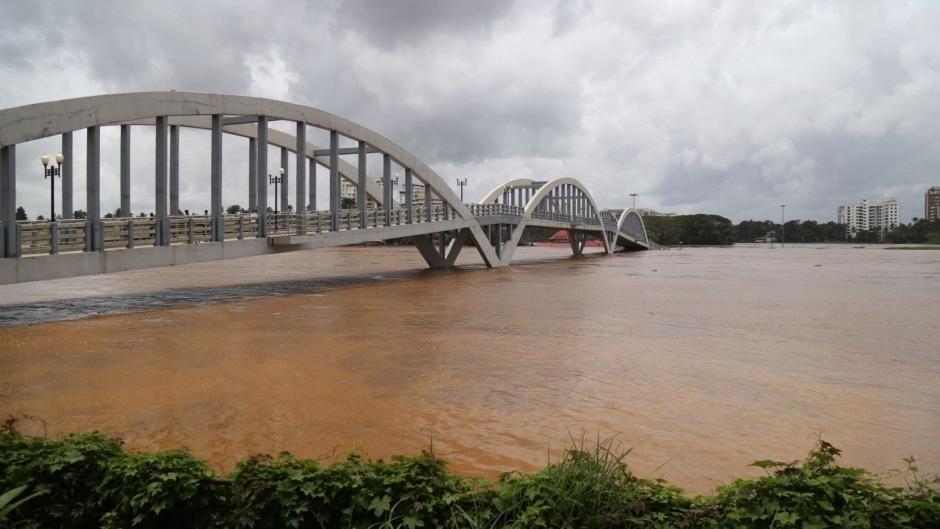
xmin=0 ymin=252 xmax=591 ymax=328
xmin=0 ymin=267 xmax=460 ymax=328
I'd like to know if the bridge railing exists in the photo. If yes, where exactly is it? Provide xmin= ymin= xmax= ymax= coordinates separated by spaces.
xmin=8 ymin=203 xmax=460 ymax=257
xmin=467 ymin=203 xmax=524 ymax=217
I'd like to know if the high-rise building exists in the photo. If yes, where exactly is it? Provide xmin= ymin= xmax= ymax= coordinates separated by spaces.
xmin=926 ymin=186 xmax=940 ymax=222
xmin=837 ymin=198 xmax=900 ymax=237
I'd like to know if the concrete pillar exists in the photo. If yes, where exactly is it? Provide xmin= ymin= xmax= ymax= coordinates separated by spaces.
xmin=120 ymin=125 xmax=131 ymax=217
xmin=86 ymin=125 xmax=101 ymax=251
xmin=211 ymin=114 xmax=223 ymax=241
xmin=280 ymin=147 xmax=289 ymax=212
xmin=248 ymin=137 xmax=257 ymax=212
xmin=170 ymin=125 xmax=179 ymax=215
xmin=308 ymin=158 xmax=316 ymax=210
xmin=382 ymin=154 xmax=392 ymax=226
xmin=0 ymin=145 xmax=15 ymax=258
xmin=404 ymin=168 xmax=413 ymax=223
xmin=358 ymin=141 xmax=367 ymax=228
xmin=154 ymin=117 xmax=168 ymax=245
xmin=257 ymin=116 xmax=268 ymax=236
xmin=295 ymin=122 xmax=306 ymax=215
xmin=329 ymin=130 xmax=339 ymax=230
xmin=61 ymin=132 xmax=73 ymax=219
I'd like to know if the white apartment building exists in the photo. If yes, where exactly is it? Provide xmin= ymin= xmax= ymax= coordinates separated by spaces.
xmin=837 ymin=198 xmax=900 ymax=236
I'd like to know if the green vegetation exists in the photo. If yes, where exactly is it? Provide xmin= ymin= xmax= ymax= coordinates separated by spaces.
xmin=644 ymin=215 xmax=940 ymax=246
xmin=643 ymin=214 xmax=735 ymax=246
xmin=2 ymin=420 xmax=937 ymax=529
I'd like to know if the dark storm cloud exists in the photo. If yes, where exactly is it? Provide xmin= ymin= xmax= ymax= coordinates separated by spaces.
xmin=1 ymin=0 xmax=938 ymax=222
xmin=336 ymin=0 xmax=512 ymax=47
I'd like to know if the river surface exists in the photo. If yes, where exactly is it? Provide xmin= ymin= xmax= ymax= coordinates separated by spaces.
xmin=1 ymin=245 xmax=938 ymax=493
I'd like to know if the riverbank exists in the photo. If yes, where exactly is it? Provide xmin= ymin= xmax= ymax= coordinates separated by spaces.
xmin=2 ymin=423 xmax=937 ymax=528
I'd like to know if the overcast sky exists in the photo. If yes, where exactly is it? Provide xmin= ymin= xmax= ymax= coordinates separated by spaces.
xmin=2 ymin=0 xmax=938 ymax=222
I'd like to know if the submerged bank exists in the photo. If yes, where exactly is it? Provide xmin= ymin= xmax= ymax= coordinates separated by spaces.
xmin=1 ymin=423 xmax=937 ymax=529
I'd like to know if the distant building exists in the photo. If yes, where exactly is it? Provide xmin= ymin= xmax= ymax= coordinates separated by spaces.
xmin=926 ymin=186 xmax=940 ymax=222
xmin=837 ymin=198 xmax=900 ymax=237
xmin=340 ymin=180 xmax=379 ymax=208
xmin=754 ymin=231 xmax=775 ymax=243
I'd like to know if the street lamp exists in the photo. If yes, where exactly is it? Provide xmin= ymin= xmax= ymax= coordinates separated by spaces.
xmin=41 ymin=153 xmax=65 ymax=221
xmin=456 ymin=178 xmax=468 ymax=201
xmin=630 ymin=193 xmax=638 ymax=210
xmin=270 ymin=167 xmax=284 ymax=230
xmin=780 ymin=204 xmax=786 ymax=248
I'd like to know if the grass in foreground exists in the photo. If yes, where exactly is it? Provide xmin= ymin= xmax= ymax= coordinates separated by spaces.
xmin=1 ymin=419 xmax=938 ymax=528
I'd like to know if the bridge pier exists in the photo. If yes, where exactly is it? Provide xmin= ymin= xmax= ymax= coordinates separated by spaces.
xmin=154 ymin=117 xmax=168 ymax=246
xmin=170 ymin=124 xmax=179 ymax=215
xmin=211 ymin=114 xmax=223 ymax=242
xmin=86 ymin=125 xmax=101 ymax=251
xmin=1 ymin=144 xmax=15 ymax=258
xmin=61 ymin=132 xmax=73 ymax=219
xmin=295 ymin=121 xmax=306 ymax=219
xmin=382 ymin=153 xmax=392 ymax=226
xmin=257 ymin=116 xmax=268 ymax=237
xmin=358 ymin=140 xmax=367 ymax=229
xmin=120 ymin=125 xmax=131 ymax=217
xmin=248 ymin=137 xmax=257 ymax=212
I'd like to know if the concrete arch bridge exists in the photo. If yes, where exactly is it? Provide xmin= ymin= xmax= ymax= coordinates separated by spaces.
xmin=0 ymin=92 xmax=647 ymax=285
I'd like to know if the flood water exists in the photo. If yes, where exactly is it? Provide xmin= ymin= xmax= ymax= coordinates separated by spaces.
xmin=1 ymin=244 xmax=938 ymax=493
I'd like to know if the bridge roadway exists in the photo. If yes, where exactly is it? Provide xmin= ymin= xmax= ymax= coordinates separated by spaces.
xmin=0 ymin=92 xmax=648 ymax=285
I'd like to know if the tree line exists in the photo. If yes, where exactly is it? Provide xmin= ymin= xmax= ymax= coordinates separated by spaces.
xmin=644 ymin=214 xmax=940 ymax=245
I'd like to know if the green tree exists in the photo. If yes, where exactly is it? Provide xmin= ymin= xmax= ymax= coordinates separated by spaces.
xmin=72 ymin=210 xmax=87 ymax=219
xmin=226 ymin=204 xmax=243 ymax=214
xmin=341 ymin=197 xmax=356 ymax=209
xmin=15 ymin=207 xmax=26 ymax=221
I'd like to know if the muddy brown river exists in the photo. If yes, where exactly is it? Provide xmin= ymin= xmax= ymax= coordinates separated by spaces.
xmin=1 ymin=245 xmax=938 ymax=493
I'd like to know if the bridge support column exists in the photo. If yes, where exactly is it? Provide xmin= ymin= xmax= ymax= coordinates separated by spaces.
xmin=154 ymin=117 xmax=168 ymax=246
xmin=86 ymin=125 xmax=101 ymax=251
xmin=257 ymin=116 xmax=268 ymax=237
xmin=61 ymin=132 xmax=73 ymax=219
xmin=120 ymin=125 xmax=131 ymax=217
xmin=382 ymin=154 xmax=392 ymax=226
xmin=211 ymin=114 xmax=223 ymax=241
xmin=358 ymin=140 xmax=367 ymax=229
xmin=280 ymin=147 xmax=289 ymax=214
xmin=0 ymin=145 xmax=16 ymax=258
xmin=170 ymin=124 xmax=179 ymax=215
xmin=295 ymin=122 xmax=306 ymax=222
xmin=308 ymin=158 xmax=316 ymax=211
xmin=329 ymin=130 xmax=339 ymax=231
xmin=248 ymin=137 xmax=257 ymax=213
xmin=404 ymin=168 xmax=413 ymax=223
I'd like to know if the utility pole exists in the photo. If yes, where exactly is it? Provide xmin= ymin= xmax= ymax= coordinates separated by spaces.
xmin=456 ymin=178 xmax=468 ymax=202
xmin=780 ymin=204 xmax=786 ymax=248
xmin=630 ymin=193 xmax=638 ymax=210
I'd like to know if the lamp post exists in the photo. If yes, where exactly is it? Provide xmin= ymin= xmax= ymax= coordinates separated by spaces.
xmin=780 ymin=204 xmax=786 ymax=248
xmin=456 ymin=178 xmax=468 ymax=202
xmin=630 ymin=193 xmax=638 ymax=210
xmin=41 ymin=153 xmax=64 ymax=220
xmin=270 ymin=167 xmax=284 ymax=230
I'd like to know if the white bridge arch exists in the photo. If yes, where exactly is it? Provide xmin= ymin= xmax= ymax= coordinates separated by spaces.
xmin=0 ymin=92 xmax=647 ymax=284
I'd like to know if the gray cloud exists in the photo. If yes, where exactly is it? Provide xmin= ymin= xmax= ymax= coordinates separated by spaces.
xmin=1 ymin=0 xmax=938 ymax=223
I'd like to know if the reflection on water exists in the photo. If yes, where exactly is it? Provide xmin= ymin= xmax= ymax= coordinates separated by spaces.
xmin=1 ymin=245 xmax=938 ymax=493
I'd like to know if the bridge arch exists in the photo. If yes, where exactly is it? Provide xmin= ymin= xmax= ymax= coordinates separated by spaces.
xmin=0 ymin=91 xmax=500 ymax=265
xmin=616 ymin=208 xmax=648 ymax=246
